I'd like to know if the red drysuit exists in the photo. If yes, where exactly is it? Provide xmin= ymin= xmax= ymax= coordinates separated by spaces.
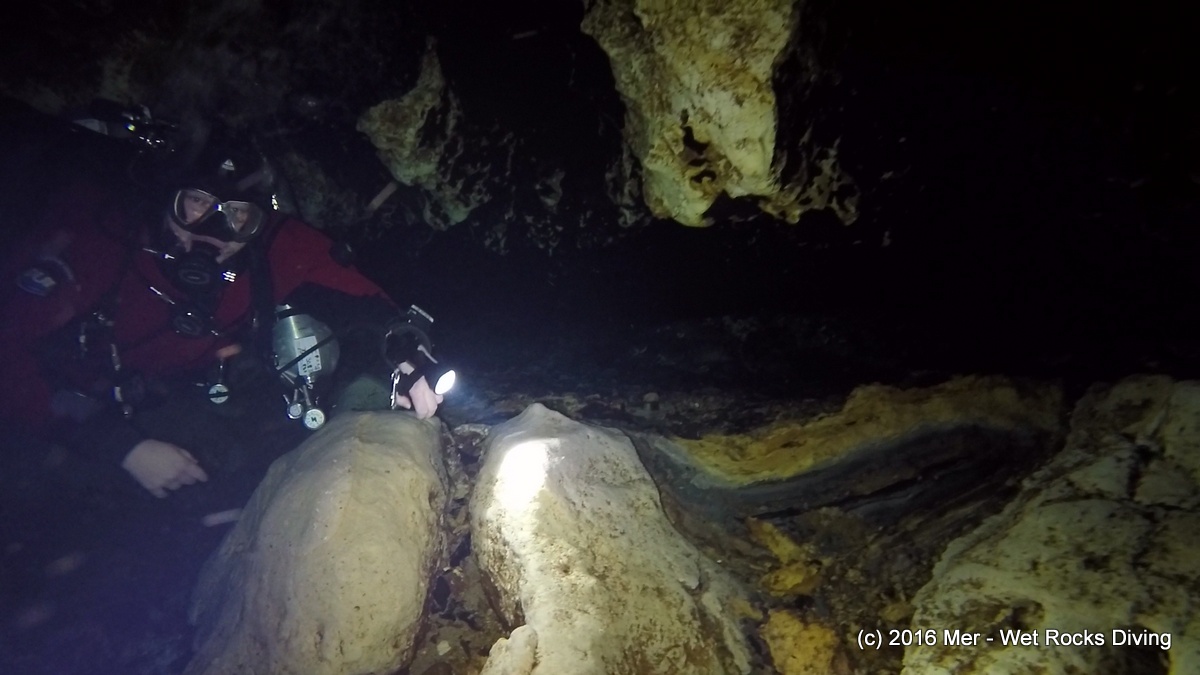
xmin=0 ymin=180 xmax=393 ymax=462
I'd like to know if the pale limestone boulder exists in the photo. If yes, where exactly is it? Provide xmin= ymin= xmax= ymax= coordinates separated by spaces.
xmin=471 ymin=403 xmax=753 ymax=675
xmin=903 ymin=376 xmax=1200 ymax=675
xmin=184 ymin=412 xmax=448 ymax=675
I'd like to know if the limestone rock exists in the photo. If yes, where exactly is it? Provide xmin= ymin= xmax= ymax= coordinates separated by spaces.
xmin=184 ymin=412 xmax=448 ymax=675
xmin=747 ymin=519 xmax=822 ymax=598
xmin=477 ymin=625 xmax=539 ymax=675
xmin=903 ymin=375 xmax=1200 ymax=675
xmin=761 ymin=610 xmax=849 ymax=675
xmin=358 ymin=42 xmax=485 ymax=230
xmin=471 ymin=403 xmax=753 ymax=675
xmin=668 ymin=375 xmax=1063 ymax=487
xmin=582 ymin=0 xmax=852 ymax=226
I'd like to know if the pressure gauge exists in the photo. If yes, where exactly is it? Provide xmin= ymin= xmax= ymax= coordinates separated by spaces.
xmin=287 ymin=401 xmax=304 ymax=419
xmin=208 ymin=382 xmax=229 ymax=404
xmin=303 ymin=407 xmax=326 ymax=430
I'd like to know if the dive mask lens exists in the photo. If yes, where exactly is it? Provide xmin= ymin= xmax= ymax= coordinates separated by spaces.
xmin=172 ymin=188 xmax=220 ymax=228
xmin=170 ymin=189 xmax=264 ymax=243
xmin=215 ymin=201 xmax=264 ymax=242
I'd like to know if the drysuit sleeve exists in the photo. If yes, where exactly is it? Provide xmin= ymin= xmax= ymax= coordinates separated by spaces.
xmin=266 ymin=217 xmax=417 ymax=380
xmin=267 ymin=217 xmax=393 ymax=301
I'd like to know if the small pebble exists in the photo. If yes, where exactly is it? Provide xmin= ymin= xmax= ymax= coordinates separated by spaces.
xmin=201 ymin=509 xmax=243 ymax=527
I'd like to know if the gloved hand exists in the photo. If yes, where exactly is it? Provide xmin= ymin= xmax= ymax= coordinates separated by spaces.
xmin=121 ymin=439 xmax=209 ymax=498
xmin=392 ymin=367 xmax=443 ymax=419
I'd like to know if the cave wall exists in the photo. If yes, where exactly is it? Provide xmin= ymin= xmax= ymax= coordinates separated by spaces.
xmin=1 ymin=0 xmax=1197 ymax=346
xmin=580 ymin=0 xmax=856 ymax=228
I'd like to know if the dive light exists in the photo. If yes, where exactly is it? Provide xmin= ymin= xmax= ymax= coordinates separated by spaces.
xmin=386 ymin=305 xmax=456 ymax=400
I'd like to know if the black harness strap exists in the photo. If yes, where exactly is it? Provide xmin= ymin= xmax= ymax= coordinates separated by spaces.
xmin=247 ymin=213 xmax=285 ymax=361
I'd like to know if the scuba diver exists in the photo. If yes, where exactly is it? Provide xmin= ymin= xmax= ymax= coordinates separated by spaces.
xmin=0 ymin=151 xmax=444 ymax=499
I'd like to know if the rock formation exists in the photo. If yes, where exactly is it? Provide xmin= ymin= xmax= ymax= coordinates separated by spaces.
xmin=582 ymin=0 xmax=855 ymax=226
xmin=359 ymin=43 xmax=484 ymax=231
xmin=903 ymin=375 xmax=1200 ymax=674
xmin=185 ymin=412 xmax=448 ymax=675
xmin=470 ymin=403 xmax=754 ymax=674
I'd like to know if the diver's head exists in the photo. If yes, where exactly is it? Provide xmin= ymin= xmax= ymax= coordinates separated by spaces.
xmin=167 ymin=188 xmax=263 ymax=259
xmin=157 ymin=155 xmax=270 ymax=294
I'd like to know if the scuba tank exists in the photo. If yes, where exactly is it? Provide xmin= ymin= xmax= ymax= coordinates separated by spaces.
xmin=272 ymin=304 xmax=339 ymax=429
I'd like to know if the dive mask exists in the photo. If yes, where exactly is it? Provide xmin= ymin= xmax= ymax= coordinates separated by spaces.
xmin=171 ymin=188 xmax=265 ymax=243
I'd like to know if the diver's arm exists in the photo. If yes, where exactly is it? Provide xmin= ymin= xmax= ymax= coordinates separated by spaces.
xmin=266 ymin=217 xmax=440 ymax=417
xmin=55 ymin=408 xmax=208 ymax=497
xmin=268 ymin=217 xmax=390 ymax=299
xmin=278 ymin=282 xmax=441 ymax=418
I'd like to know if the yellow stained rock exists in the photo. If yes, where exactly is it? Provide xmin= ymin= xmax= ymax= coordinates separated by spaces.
xmin=358 ymin=46 xmax=447 ymax=191
xmin=879 ymin=600 xmax=913 ymax=624
xmin=762 ymin=560 xmax=822 ymax=597
xmin=674 ymin=376 xmax=1063 ymax=486
xmin=747 ymin=519 xmax=822 ymax=597
xmin=582 ymin=0 xmax=856 ymax=226
xmin=762 ymin=610 xmax=847 ymax=675
xmin=358 ymin=43 xmax=482 ymax=229
xmin=903 ymin=375 xmax=1200 ymax=674
xmin=746 ymin=518 xmax=810 ymax=563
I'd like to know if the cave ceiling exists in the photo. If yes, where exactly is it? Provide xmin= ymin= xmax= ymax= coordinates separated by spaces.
xmin=0 ymin=0 xmax=1196 ymax=320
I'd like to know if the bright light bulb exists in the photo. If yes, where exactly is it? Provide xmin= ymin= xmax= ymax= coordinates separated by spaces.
xmin=434 ymin=370 xmax=456 ymax=395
